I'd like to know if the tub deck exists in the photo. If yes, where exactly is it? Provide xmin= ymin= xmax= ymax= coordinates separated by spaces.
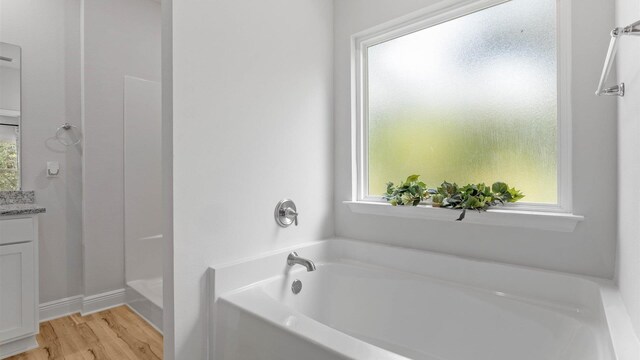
xmin=210 ymin=239 xmax=640 ymax=360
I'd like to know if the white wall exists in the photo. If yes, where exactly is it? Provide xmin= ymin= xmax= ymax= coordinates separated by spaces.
xmin=0 ymin=0 xmax=161 ymax=307
xmin=615 ymin=0 xmax=640 ymax=340
xmin=171 ymin=0 xmax=334 ymax=358
xmin=334 ymin=0 xmax=618 ymax=278
xmin=0 ymin=0 xmax=84 ymax=304
xmin=82 ymin=0 xmax=161 ymax=297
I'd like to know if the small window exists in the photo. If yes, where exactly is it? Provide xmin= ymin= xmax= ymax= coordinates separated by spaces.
xmin=0 ymin=124 xmax=19 ymax=191
xmin=355 ymin=0 xmax=568 ymax=210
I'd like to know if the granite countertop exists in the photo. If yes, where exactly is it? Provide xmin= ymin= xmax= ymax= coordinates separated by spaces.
xmin=0 ymin=191 xmax=46 ymax=216
xmin=0 ymin=203 xmax=46 ymax=216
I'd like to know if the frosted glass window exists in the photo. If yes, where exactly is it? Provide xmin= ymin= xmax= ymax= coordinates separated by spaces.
xmin=366 ymin=0 xmax=557 ymax=204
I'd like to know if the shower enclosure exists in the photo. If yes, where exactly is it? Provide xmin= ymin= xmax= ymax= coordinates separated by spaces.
xmin=124 ymin=76 xmax=163 ymax=331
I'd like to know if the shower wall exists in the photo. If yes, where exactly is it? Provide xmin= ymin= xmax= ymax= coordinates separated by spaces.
xmin=123 ymin=75 xmax=163 ymax=331
xmin=124 ymin=76 xmax=163 ymax=287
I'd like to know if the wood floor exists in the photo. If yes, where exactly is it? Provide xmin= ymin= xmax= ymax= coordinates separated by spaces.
xmin=6 ymin=306 xmax=162 ymax=360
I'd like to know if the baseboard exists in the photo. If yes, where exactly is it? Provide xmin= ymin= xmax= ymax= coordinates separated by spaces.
xmin=81 ymin=288 xmax=126 ymax=315
xmin=39 ymin=288 xmax=126 ymax=322
xmin=39 ymin=295 xmax=83 ymax=322
xmin=0 ymin=336 xmax=38 ymax=359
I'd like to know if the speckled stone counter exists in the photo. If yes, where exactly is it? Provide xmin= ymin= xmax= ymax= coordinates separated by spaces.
xmin=0 ymin=190 xmax=46 ymax=215
xmin=0 ymin=203 xmax=46 ymax=216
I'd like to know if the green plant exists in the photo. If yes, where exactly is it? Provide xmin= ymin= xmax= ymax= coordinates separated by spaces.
xmin=435 ymin=181 xmax=524 ymax=220
xmin=431 ymin=194 xmax=444 ymax=207
xmin=383 ymin=175 xmax=429 ymax=206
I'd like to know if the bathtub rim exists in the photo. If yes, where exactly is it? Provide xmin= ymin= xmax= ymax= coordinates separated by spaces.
xmin=208 ymin=237 xmax=640 ymax=360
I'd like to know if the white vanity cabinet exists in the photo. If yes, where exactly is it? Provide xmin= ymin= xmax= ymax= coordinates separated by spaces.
xmin=0 ymin=215 xmax=39 ymax=359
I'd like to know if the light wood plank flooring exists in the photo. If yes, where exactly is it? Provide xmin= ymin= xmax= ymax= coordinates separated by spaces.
xmin=6 ymin=306 xmax=162 ymax=360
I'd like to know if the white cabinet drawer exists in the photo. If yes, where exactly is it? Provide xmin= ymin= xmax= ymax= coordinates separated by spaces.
xmin=0 ymin=218 xmax=34 ymax=245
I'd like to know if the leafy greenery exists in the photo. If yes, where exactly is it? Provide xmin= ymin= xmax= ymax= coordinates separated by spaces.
xmin=0 ymin=141 xmax=18 ymax=191
xmin=431 ymin=194 xmax=445 ymax=207
xmin=383 ymin=175 xmax=524 ymax=221
xmin=383 ymin=174 xmax=429 ymax=206
xmin=433 ymin=181 xmax=524 ymax=220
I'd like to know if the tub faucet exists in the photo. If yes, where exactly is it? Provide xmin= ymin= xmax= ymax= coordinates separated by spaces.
xmin=287 ymin=252 xmax=316 ymax=272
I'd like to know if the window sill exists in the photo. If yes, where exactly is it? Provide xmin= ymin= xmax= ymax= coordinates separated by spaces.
xmin=344 ymin=201 xmax=584 ymax=232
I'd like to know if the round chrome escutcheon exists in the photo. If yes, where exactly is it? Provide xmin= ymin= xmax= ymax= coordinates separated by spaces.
xmin=291 ymin=279 xmax=302 ymax=294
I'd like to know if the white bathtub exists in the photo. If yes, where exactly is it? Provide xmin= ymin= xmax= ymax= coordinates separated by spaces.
xmin=209 ymin=239 xmax=640 ymax=360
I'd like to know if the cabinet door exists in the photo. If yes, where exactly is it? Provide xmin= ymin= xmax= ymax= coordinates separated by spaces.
xmin=0 ymin=242 xmax=35 ymax=343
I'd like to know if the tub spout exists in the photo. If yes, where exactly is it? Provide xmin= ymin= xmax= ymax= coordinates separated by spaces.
xmin=287 ymin=252 xmax=316 ymax=272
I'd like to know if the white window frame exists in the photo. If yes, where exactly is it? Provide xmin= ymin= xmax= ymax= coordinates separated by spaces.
xmin=350 ymin=0 xmax=573 ymax=214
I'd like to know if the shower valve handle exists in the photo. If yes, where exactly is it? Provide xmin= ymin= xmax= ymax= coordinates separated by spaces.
xmin=275 ymin=199 xmax=298 ymax=227
xmin=284 ymin=208 xmax=299 ymax=226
